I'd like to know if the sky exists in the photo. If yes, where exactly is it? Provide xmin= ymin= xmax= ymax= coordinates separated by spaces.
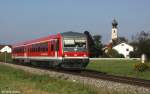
xmin=0 ymin=0 xmax=150 ymax=44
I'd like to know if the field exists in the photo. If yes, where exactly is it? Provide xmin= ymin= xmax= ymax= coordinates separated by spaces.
xmin=87 ymin=60 xmax=150 ymax=80
xmin=0 ymin=53 xmax=149 ymax=94
xmin=0 ymin=64 xmax=138 ymax=94
xmin=0 ymin=64 xmax=97 ymax=94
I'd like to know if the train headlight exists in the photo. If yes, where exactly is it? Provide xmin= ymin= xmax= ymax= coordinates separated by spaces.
xmin=65 ymin=54 xmax=67 ymax=57
xmin=74 ymin=54 xmax=77 ymax=56
xmin=84 ymin=54 xmax=87 ymax=57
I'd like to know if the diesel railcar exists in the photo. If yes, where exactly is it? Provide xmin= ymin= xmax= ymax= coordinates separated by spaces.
xmin=12 ymin=32 xmax=89 ymax=69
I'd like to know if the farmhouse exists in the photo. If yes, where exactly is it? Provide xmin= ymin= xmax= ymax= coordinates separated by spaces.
xmin=0 ymin=45 xmax=12 ymax=53
xmin=113 ymin=43 xmax=133 ymax=58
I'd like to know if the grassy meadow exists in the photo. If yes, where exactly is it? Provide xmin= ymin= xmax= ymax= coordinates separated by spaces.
xmin=0 ymin=64 xmax=136 ymax=94
xmin=87 ymin=60 xmax=150 ymax=80
xmin=0 ymin=53 xmax=149 ymax=94
xmin=0 ymin=64 xmax=97 ymax=94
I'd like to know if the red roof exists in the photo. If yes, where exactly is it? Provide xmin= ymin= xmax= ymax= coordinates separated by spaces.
xmin=13 ymin=33 xmax=61 ymax=47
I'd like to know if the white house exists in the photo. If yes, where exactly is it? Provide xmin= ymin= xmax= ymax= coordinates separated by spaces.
xmin=113 ymin=43 xmax=133 ymax=58
xmin=0 ymin=46 xmax=12 ymax=53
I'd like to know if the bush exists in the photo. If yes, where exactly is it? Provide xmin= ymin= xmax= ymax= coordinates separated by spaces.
xmin=106 ymin=49 xmax=124 ymax=58
xmin=118 ymin=54 xmax=124 ymax=58
xmin=134 ymin=63 xmax=149 ymax=72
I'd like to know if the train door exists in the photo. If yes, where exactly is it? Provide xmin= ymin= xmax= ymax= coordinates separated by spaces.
xmin=50 ymin=40 xmax=55 ymax=57
xmin=24 ymin=47 xmax=27 ymax=58
xmin=50 ymin=39 xmax=59 ymax=58
xmin=55 ymin=39 xmax=59 ymax=58
xmin=24 ymin=47 xmax=28 ymax=62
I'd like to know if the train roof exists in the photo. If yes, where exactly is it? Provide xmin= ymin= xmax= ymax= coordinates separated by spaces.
xmin=60 ymin=31 xmax=86 ymax=38
xmin=13 ymin=35 xmax=57 ymax=47
xmin=13 ymin=31 xmax=86 ymax=47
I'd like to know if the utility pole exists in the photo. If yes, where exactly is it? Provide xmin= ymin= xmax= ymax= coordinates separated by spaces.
xmin=4 ymin=51 xmax=7 ymax=63
xmin=141 ymin=54 xmax=147 ymax=63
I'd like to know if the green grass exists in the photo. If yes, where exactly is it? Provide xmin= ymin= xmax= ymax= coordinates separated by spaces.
xmin=0 ymin=53 xmax=145 ymax=94
xmin=0 ymin=64 xmax=139 ymax=94
xmin=0 ymin=64 xmax=96 ymax=94
xmin=87 ymin=60 xmax=150 ymax=80
xmin=0 ymin=53 xmax=12 ymax=62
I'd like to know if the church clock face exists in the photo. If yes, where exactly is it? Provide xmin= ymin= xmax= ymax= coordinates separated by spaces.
xmin=111 ymin=19 xmax=118 ymax=40
xmin=112 ymin=28 xmax=118 ymax=40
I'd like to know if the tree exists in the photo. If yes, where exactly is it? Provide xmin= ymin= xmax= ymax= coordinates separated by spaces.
xmin=93 ymin=35 xmax=103 ymax=57
xmin=84 ymin=31 xmax=103 ymax=57
xmin=130 ymin=31 xmax=150 ymax=60
xmin=84 ymin=31 xmax=95 ymax=57
xmin=118 ymin=37 xmax=128 ymax=43
xmin=106 ymin=49 xmax=124 ymax=58
xmin=112 ymin=37 xmax=128 ymax=46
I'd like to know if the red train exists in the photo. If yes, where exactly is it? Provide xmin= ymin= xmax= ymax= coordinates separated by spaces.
xmin=12 ymin=31 xmax=89 ymax=69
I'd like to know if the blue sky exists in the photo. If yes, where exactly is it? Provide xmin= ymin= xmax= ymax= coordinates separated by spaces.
xmin=0 ymin=0 xmax=150 ymax=44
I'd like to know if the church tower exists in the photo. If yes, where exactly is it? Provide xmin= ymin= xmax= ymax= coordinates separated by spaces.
xmin=111 ymin=19 xmax=118 ymax=41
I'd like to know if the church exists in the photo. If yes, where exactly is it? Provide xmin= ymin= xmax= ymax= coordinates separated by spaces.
xmin=104 ymin=19 xmax=134 ymax=58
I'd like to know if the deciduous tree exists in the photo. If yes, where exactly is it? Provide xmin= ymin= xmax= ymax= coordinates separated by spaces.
xmin=130 ymin=31 xmax=150 ymax=60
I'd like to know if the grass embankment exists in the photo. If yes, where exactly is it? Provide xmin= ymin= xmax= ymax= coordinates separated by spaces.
xmin=0 ymin=64 xmax=96 ymax=94
xmin=87 ymin=60 xmax=150 ymax=80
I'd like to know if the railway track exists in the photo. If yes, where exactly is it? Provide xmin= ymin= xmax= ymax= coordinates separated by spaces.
xmin=29 ymin=64 xmax=150 ymax=88
xmin=56 ymin=69 xmax=150 ymax=88
xmin=49 ymin=68 xmax=150 ymax=88
xmin=3 ymin=62 xmax=150 ymax=88
xmin=80 ymin=69 xmax=150 ymax=88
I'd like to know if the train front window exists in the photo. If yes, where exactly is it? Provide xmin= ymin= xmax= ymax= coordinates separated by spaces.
xmin=64 ymin=39 xmax=87 ymax=52
xmin=75 ymin=40 xmax=86 ymax=48
xmin=64 ymin=39 xmax=75 ymax=47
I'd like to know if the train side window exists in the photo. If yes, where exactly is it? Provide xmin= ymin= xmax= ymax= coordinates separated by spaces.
xmin=41 ymin=47 xmax=43 ymax=52
xmin=28 ymin=48 xmax=29 ymax=52
xmin=40 ymin=48 xmax=42 ymax=52
xmin=33 ymin=48 xmax=35 ymax=52
xmin=56 ymin=40 xmax=59 ymax=51
xmin=29 ymin=48 xmax=31 ymax=52
xmin=43 ymin=48 xmax=46 ymax=52
xmin=46 ymin=47 xmax=48 ymax=51
xmin=35 ymin=48 xmax=37 ymax=52
xmin=23 ymin=48 xmax=25 ymax=52
xmin=51 ymin=44 xmax=54 ymax=51
xmin=38 ymin=47 xmax=40 ymax=52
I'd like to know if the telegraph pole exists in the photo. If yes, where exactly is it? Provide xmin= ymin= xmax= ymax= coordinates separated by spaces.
xmin=4 ymin=51 xmax=7 ymax=63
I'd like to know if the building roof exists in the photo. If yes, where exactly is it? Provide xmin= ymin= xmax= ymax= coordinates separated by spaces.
xmin=113 ymin=42 xmax=133 ymax=48
xmin=0 ymin=45 xmax=12 ymax=53
xmin=0 ymin=45 xmax=11 ymax=49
